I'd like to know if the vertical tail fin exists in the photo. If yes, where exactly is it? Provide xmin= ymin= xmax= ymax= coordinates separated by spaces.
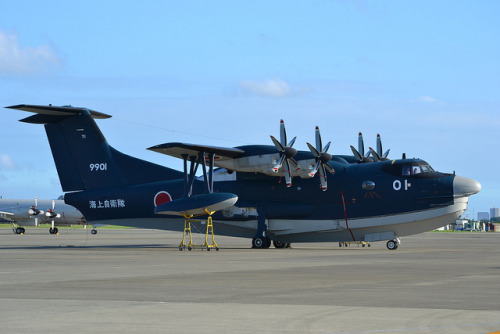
xmin=7 ymin=104 xmax=183 ymax=192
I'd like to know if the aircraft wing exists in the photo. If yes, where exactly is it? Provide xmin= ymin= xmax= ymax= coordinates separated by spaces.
xmin=148 ymin=142 xmax=245 ymax=161
xmin=0 ymin=211 xmax=14 ymax=223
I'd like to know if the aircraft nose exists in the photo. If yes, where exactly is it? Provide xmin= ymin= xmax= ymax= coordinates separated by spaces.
xmin=453 ymin=176 xmax=481 ymax=197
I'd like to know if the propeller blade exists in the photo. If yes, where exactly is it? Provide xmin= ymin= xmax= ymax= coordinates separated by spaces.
xmin=350 ymin=145 xmax=363 ymax=162
xmin=383 ymin=149 xmax=390 ymax=159
xmin=287 ymin=136 xmax=297 ymax=148
xmin=272 ymin=154 xmax=286 ymax=172
xmin=358 ymin=132 xmax=365 ymax=157
xmin=52 ymin=200 xmax=55 ymax=210
xmin=270 ymin=135 xmax=284 ymax=152
xmin=365 ymin=147 xmax=373 ymax=158
xmin=307 ymin=142 xmax=320 ymax=158
xmin=370 ymin=147 xmax=381 ymax=162
xmin=322 ymin=141 xmax=331 ymax=153
xmin=376 ymin=133 xmax=383 ymax=157
xmin=279 ymin=119 xmax=287 ymax=147
xmin=35 ymin=216 xmax=38 ymax=227
xmin=315 ymin=126 xmax=322 ymax=152
xmin=324 ymin=162 xmax=335 ymax=174
xmin=35 ymin=197 xmax=38 ymax=208
xmin=288 ymin=157 xmax=301 ymax=171
xmin=309 ymin=160 xmax=321 ymax=177
xmin=284 ymin=160 xmax=292 ymax=187
xmin=319 ymin=165 xmax=327 ymax=191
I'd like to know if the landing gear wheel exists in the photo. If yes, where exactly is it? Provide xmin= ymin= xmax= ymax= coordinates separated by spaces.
xmin=252 ymin=237 xmax=264 ymax=248
xmin=386 ymin=239 xmax=398 ymax=250
xmin=91 ymin=229 xmax=97 ymax=235
xmin=265 ymin=237 xmax=271 ymax=249
xmin=16 ymin=227 xmax=24 ymax=234
xmin=252 ymin=236 xmax=271 ymax=249
xmin=273 ymin=240 xmax=286 ymax=249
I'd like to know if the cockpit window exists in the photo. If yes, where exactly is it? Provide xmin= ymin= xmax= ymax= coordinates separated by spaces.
xmin=402 ymin=164 xmax=434 ymax=176
xmin=421 ymin=165 xmax=434 ymax=172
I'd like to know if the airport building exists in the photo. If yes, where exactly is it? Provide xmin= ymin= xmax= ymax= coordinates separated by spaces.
xmin=490 ymin=208 xmax=500 ymax=220
xmin=478 ymin=212 xmax=489 ymax=221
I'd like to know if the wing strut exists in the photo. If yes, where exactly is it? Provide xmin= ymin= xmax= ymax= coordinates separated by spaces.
xmin=154 ymin=147 xmax=237 ymax=251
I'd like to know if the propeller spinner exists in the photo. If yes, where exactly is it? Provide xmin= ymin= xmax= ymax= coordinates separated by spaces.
xmin=270 ymin=119 xmax=300 ymax=187
xmin=306 ymin=126 xmax=335 ymax=191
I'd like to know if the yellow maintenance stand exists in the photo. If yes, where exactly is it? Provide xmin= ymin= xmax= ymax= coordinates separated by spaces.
xmin=179 ymin=209 xmax=219 ymax=251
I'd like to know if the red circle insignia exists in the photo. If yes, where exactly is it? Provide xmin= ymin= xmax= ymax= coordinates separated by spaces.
xmin=154 ymin=191 xmax=172 ymax=207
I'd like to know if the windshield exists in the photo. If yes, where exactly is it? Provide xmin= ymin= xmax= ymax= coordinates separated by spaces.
xmin=402 ymin=164 xmax=434 ymax=176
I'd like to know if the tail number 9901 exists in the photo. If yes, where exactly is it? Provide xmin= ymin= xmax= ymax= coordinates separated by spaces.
xmin=90 ymin=163 xmax=107 ymax=172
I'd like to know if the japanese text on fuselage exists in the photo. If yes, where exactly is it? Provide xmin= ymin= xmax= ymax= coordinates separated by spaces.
xmin=89 ymin=199 xmax=126 ymax=209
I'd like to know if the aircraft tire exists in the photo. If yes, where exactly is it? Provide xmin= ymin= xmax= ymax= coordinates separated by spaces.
xmin=386 ymin=240 xmax=398 ymax=250
xmin=273 ymin=240 xmax=286 ymax=248
xmin=252 ymin=237 xmax=264 ymax=248
xmin=91 ymin=229 xmax=97 ymax=235
xmin=252 ymin=237 xmax=271 ymax=249
xmin=16 ymin=227 xmax=23 ymax=234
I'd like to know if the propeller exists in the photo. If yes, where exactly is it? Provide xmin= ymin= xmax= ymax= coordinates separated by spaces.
xmin=46 ymin=200 xmax=61 ymax=234
xmin=28 ymin=197 xmax=44 ymax=227
xmin=350 ymin=132 xmax=372 ymax=162
xmin=306 ymin=126 xmax=335 ymax=191
xmin=369 ymin=134 xmax=391 ymax=161
xmin=45 ymin=200 xmax=61 ymax=219
xmin=270 ymin=119 xmax=300 ymax=187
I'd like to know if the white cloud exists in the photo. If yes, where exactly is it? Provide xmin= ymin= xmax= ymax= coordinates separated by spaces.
xmin=0 ymin=153 xmax=16 ymax=169
xmin=420 ymin=96 xmax=437 ymax=103
xmin=0 ymin=30 xmax=62 ymax=75
xmin=239 ymin=78 xmax=293 ymax=98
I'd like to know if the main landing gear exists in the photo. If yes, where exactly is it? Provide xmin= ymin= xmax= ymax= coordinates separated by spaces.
xmin=251 ymin=237 xmax=291 ymax=249
xmin=252 ymin=236 xmax=271 ymax=249
xmin=49 ymin=227 xmax=59 ymax=234
xmin=386 ymin=238 xmax=401 ymax=250
xmin=14 ymin=227 xmax=26 ymax=234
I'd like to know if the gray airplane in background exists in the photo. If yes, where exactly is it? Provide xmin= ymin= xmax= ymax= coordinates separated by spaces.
xmin=0 ymin=197 xmax=87 ymax=234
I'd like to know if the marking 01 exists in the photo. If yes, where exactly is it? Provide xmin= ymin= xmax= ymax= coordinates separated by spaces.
xmin=90 ymin=163 xmax=107 ymax=171
xmin=393 ymin=179 xmax=409 ymax=191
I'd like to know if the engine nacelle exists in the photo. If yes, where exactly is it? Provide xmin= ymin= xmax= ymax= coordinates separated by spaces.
xmin=46 ymin=210 xmax=60 ymax=219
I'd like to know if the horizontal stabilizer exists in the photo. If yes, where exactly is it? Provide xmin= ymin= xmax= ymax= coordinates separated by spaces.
xmin=148 ymin=142 xmax=245 ymax=160
xmin=155 ymin=193 xmax=238 ymax=216
xmin=6 ymin=104 xmax=111 ymax=123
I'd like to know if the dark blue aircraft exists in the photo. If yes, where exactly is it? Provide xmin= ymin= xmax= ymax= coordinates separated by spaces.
xmin=6 ymin=104 xmax=481 ymax=250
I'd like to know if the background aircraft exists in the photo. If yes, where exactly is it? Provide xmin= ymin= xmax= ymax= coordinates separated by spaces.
xmin=5 ymin=104 xmax=481 ymax=250
xmin=0 ymin=197 xmax=86 ymax=234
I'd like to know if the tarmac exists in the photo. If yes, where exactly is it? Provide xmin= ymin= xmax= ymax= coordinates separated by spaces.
xmin=1 ymin=227 xmax=499 ymax=334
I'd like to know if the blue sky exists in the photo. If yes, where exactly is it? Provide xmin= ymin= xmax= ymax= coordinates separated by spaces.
xmin=0 ymin=1 xmax=499 ymax=219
